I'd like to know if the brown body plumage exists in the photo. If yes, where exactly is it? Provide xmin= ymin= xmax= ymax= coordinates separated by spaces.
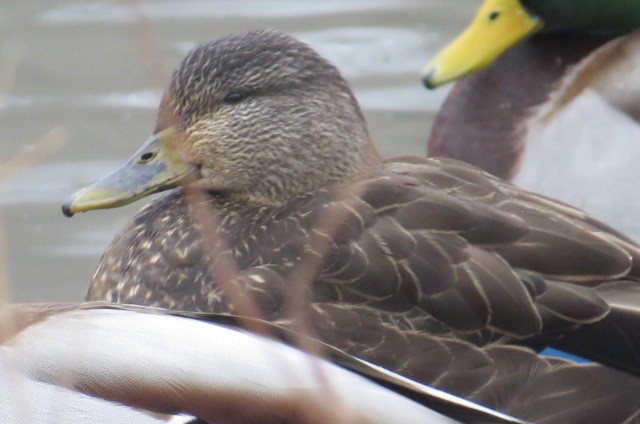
xmin=67 ymin=30 xmax=640 ymax=422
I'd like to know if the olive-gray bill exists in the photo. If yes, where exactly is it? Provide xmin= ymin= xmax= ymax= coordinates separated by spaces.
xmin=62 ymin=127 xmax=198 ymax=217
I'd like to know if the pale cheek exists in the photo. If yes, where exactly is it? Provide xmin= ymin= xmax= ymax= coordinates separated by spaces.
xmin=184 ymin=112 xmax=231 ymax=167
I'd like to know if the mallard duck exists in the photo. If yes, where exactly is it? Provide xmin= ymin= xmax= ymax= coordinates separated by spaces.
xmin=421 ymin=0 xmax=640 ymax=240
xmin=8 ymin=303 xmax=640 ymax=423
xmin=2 ymin=302 xmax=523 ymax=424
xmin=63 ymin=30 xmax=640 ymax=422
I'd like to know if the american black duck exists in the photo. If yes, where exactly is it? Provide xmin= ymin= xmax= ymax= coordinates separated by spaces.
xmin=64 ymin=30 xmax=640 ymax=422
xmin=422 ymin=0 xmax=640 ymax=240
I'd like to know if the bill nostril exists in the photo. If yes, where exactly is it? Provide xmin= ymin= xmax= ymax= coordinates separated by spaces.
xmin=139 ymin=152 xmax=156 ymax=163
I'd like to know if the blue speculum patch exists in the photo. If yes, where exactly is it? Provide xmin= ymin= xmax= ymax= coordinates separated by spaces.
xmin=540 ymin=348 xmax=589 ymax=363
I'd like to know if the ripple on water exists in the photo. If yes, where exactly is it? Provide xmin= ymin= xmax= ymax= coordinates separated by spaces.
xmin=38 ymin=0 xmax=399 ymax=25
xmin=0 ymin=91 xmax=160 ymax=111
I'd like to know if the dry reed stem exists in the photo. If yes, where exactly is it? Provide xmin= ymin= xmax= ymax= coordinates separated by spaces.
xmin=0 ymin=208 xmax=8 ymax=306
xmin=281 ymin=184 xmax=370 ymax=424
xmin=0 ymin=127 xmax=68 ymax=424
xmin=119 ymin=5 xmax=350 ymax=416
xmin=0 ymin=39 xmax=24 ymax=306
xmin=0 ymin=43 xmax=23 ymax=114
xmin=0 ymin=46 xmax=70 ymax=422
xmin=125 ymin=0 xmax=168 ymax=89
xmin=182 ymin=184 xmax=363 ymax=424
xmin=50 ymin=5 xmax=369 ymax=422
xmin=0 ymin=56 xmax=68 ymax=303
xmin=121 ymin=4 xmax=350 ymax=422
xmin=0 ymin=127 xmax=69 ymax=185
xmin=183 ymin=185 xmax=270 ymax=335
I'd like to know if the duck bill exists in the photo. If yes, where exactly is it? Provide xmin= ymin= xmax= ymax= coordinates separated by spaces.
xmin=62 ymin=127 xmax=198 ymax=217
xmin=422 ymin=0 xmax=543 ymax=89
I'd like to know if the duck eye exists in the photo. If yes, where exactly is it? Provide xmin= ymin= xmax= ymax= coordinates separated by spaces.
xmin=138 ymin=152 xmax=156 ymax=163
xmin=488 ymin=10 xmax=500 ymax=21
xmin=223 ymin=92 xmax=244 ymax=104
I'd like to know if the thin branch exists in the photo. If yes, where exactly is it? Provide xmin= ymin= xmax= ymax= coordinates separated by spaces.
xmin=0 ymin=127 xmax=68 ymax=184
xmin=124 ymin=0 xmax=167 ymax=89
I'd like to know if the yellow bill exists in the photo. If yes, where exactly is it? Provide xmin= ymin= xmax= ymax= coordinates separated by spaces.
xmin=422 ymin=0 xmax=543 ymax=89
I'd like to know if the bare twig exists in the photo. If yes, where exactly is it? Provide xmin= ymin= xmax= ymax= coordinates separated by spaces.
xmin=0 ymin=43 xmax=24 ymax=114
xmin=183 ymin=185 xmax=271 ymax=335
xmin=119 ymin=6 xmax=362 ymax=421
xmin=0 ymin=127 xmax=68 ymax=184
xmin=124 ymin=0 xmax=167 ymax=89
xmin=0 ymin=46 xmax=70 ymax=423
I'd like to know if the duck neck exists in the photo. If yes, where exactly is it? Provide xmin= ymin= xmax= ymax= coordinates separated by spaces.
xmin=428 ymin=34 xmax=613 ymax=180
xmin=523 ymin=0 xmax=640 ymax=34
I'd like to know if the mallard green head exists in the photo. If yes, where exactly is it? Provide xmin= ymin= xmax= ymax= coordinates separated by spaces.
xmin=422 ymin=0 xmax=640 ymax=88
xmin=63 ymin=30 xmax=380 ymax=216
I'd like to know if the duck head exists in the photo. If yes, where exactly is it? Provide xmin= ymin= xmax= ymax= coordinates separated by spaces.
xmin=63 ymin=30 xmax=380 ymax=217
xmin=422 ymin=0 xmax=542 ymax=89
xmin=422 ymin=0 xmax=640 ymax=88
